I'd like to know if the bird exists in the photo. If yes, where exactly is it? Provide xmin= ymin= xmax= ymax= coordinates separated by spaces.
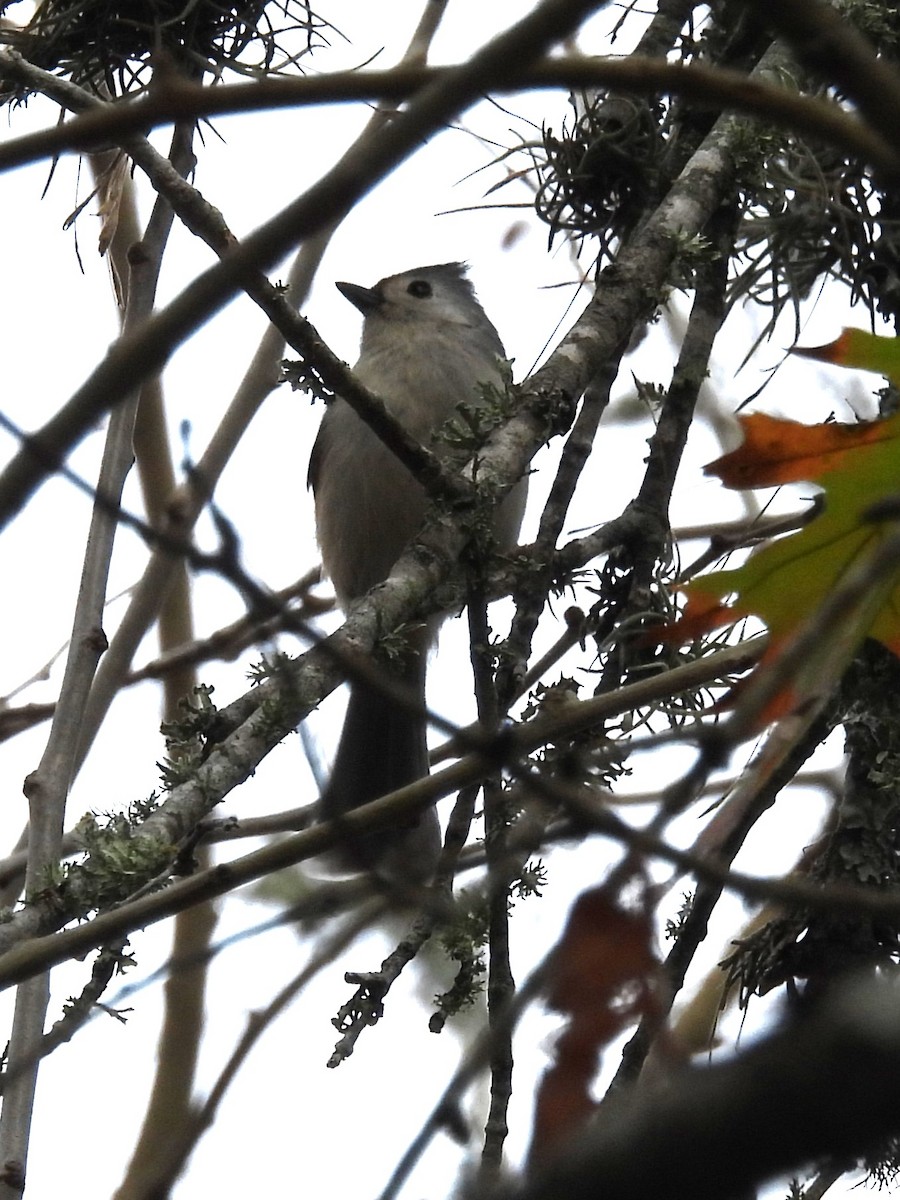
xmin=308 ymin=262 xmax=527 ymax=880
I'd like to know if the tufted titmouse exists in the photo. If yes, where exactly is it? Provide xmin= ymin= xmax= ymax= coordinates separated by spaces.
xmin=309 ymin=262 xmax=526 ymax=880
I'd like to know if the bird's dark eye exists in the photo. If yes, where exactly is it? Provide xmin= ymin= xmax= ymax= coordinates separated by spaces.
xmin=407 ymin=279 xmax=432 ymax=299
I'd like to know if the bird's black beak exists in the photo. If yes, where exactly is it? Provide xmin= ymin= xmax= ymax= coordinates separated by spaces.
xmin=336 ymin=281 xmax=383 ymax=314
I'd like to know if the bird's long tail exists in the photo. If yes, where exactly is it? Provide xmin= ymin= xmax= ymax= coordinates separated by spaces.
xmin=320 ymin=648 xmax=440 ymax=880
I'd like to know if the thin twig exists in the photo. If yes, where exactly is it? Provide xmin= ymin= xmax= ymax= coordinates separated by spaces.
xmin=0 ymin=120 xmax=175 ymax=1200
xmin=133 ymin=901 xmax=382 ymax=1195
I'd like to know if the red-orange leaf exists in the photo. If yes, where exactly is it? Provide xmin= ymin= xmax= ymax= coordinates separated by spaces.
xmin=791 ymin=326 xmax=900 ymax=384
xmin=528 ymin=886 xmax=659 ymax=1170
xmin=708 ymin=411 xmax=899 ymax=489
xmin=663 ymin=328 xmax=900 ymax=729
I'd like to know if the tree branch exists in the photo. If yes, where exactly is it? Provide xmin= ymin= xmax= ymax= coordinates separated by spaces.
xmin=0 ymin=54 xmax=895 ymax=178
xmin=503 ymin=978 xmax=900 ymax=1200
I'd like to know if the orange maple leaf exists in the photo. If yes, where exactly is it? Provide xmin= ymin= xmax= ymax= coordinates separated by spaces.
xmin=665 ymin=329 xmax=900 ymax=727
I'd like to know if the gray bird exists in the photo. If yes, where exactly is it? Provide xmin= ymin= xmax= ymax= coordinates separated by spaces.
xmin=309 ymin=262 xmax=526 ymax=880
